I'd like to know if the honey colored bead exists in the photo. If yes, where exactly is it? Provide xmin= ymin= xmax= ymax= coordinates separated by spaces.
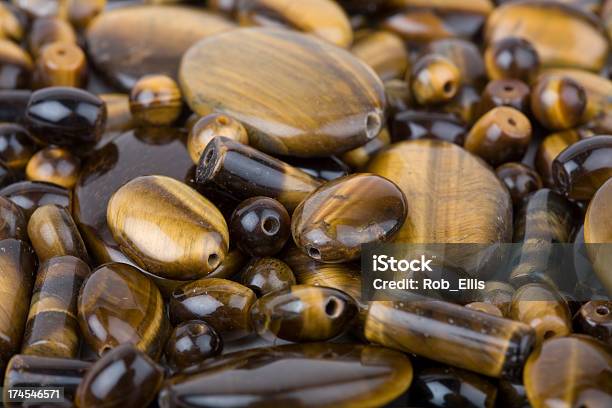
xmin=292 ymin=173 xmax=407 ymax=263
xmin=28 ymin=17 xmax=76 ymax=58
xmin=170 ymin=278 xmax=256 ymax=341
xmin=251 ymin=285 xmax=357 ymax=342
xmin=165 ymin=321 xmax=223 ymax=371
xmin=159 ymin=343 xmax=413 ymax=408
xmin=531 ymin=75 xmax=587 ymax=130
xmin=237 ymin=0 xmax=353 ymax=48
xmin=0 ymin=180 xmax=70 ymax=219
xmin=510 ymin=283 xmax=572 ymax=346
xmin=27 ymin=204 xmax=88 ymax=263
xmin=478 ymin=79 xmax=531 ymax=116
xmin=524 ymin=335 xmax=612 ymax=408
xmin=25 ymin=146 xmax=81 ymax=188
xmin=230 ymin=197 xmax=290 ymax=257
xmin=0 ymin=3 xmax=24 ymax=41
xmin=584 ymin=178 xmax=612 ymax=294
xmin=187 ymin=113 xmax=248 ymax=164
xmin=425 ymin=38 xmax=487 ymax=89
xmin=34 ymin=41 xmax=87 ymax=88
xmin=552 ymin=135 xmax=612 ymax=200
xmin=78 ymin=263 xmax=168 ymax=358
xmin=180 ymin=28 xmax=385 ymax=157
xmin=196 ymin=136 xmax=322 ymax=211
xmin=67 ymin=0 xmax=105 ymax=28
xmin=21 ymin=256 xmax=89 ymax=358
xmin=75 ymin=344 xmax=164 ymax=408
xmin=341 ymin=127 xmax=391 ymax=170
xmin=478 ymin=281 xmax=515 ymax=317
xmin=351 ymin=31 xmax=408 ymax=80
xmin=536 ymin=130 xmax=581 ymax=186
xmin=0 ymin=239 xmax=36 ymax=371
xmin=364 ymin=299 xmax=535 ymax=379
xmin=0 ymin=123 xmax=37 ymax=171
xmin=465 ymin=301 xmax=503 ymax=317
xmin=484 ymin=37 xmax=540 ymax=83
xmin=241 ymin=257 xmax=296 ymax=297
xmin=575 ymin=301 xmax=611 ymax=345
xmin=99 ymin=93 xmax=134 ymax=133
xmin=0 ymin=196 xmax=26 ymax=240
xmin=0 ymin=38 xmax=32 ymax=89
xmin=409 ymin=55 xmax=461 ymax=106
xmin=465 ymin=107 xmax=532 ymax=166
xmin=391 ymin=110 xmax=466 ymax=145
xmin=130 ymin=74 xmax=183 ymax=126
xmin=496 ymin=162 xmax=543 ymax=205
xmin=107 ymin=175 xmax=228 ymax=280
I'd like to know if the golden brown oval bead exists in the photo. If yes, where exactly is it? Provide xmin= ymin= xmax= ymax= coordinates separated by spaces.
xmin=130 ymin=74 xmax=183 ymax=126
xmin=241 ymin=257 xmax=296 ymax=297
xmin=27 ymin=204 xmax=88 ymax=264
xmin=34 ymin=41 xmax=87 ymax=89
xmin=207 ymin=248 xmax=248 ymax=280
xmin=107 ymin=175 xmax=229 ymax=281
xmin=0 ymin=180 xmax=70 ymax=219
xmin=0 ymin=123 xmax=37 ymax=171
xmin=536 ymin=130 xmax=581 ymax=186
xmin=0 ymin=196 xmax=26 ymax=240
xmin=25 ymin=146 xmax=81 ymax=188
xmin=250 ymin=285 xmax=358 ymax=342
xmin=409 ymin=55 xmax=461 ymax=106
xmin=524 ymin=335 xmax=612 ymax=408
xmin=575 ymin=301 xmax=611 ymax=345
xmin=351 ymin=31 xmax=408 ymax=81
xmin=180 ymin=28 xmax=386 ymax=157
xmin=531 ymin=74 xmax=587 ymax=130
xmin=170 ymin=278 xmax=257 ymax=341
xmin=21 ymin=256 xmax=89 ymax=358
xmin=187 ymin=113 xmax=248 ymax=164
xmin=237 ymin=0 xmax=353 ymax=48
xmin=28 ymin=17 xmax=76 ymax=58
xmin=495 ymin=162 xmax=543 ymax=206
xmin=584 ymin=178 xmax=612 ymax=294
xmin=292 ymin=173 xmax=407 ymax=263
xmin=0 ymin=38 xmax=32 ymax=89
xmin=465 ymin=106 xmax=532 ymax=166
xmin=484 ymin=37 xmax=540 ymax=83
xmin=78 ymin=262 xmax=168 ymax=358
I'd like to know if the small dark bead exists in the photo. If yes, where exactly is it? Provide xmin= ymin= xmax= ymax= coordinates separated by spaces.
xmin=479 ymin=79 xmax=531 ymax=116
xmin=390 ymin=110 xmax=466 ymax=145
xmin=241 ymin=257 xmax=296 ymax=297
xmin=485 ymin=37 xmax=540 ymax=83
xmin=24 ymin=86 xmax=107 ymax=149
xmin=165 ymin=320 xmax=223 ymax=371
xmin=230 ymin=196 xmax=291 ymax=257
xmin=0 ymin=123 xmax=38 ymax=171
xmin=496 ymin=162 xmax=543 ymax=206
xmin=574 ymin=301 xmax=611 ymax=346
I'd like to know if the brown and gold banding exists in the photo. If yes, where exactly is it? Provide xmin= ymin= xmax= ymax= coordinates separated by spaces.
xmin=351 ymin=31 xmax=408 ymax=81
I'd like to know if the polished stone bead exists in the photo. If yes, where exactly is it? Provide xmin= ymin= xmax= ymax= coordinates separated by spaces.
xmin=424 ymin=38 xmax=487 ymax=89
xmin=130 ymin=74 xmax=183 ymax=126
xmin=478 ymin=281 xmax=515 ymax=317
xmin=409 ymin=55 xmax=461 ymax=106
xmin=351 ymin=31 xmax=408 ymax=80
xmin=530 ymin=75 xmax=587 ymax=131
xmin=240 ymin=257 xmax=296 ymax=297
xmin=484 ymin=37 xmax=540 ymax=83
xmin=584 ymin=178 xmax=612 ymax=294
xmin=390 ymin=110 xmax=466 ymax=145
xmin=165 ymin=320 xmax=223 ymax=372
xmin=0 ymin=196 xmax=26 ymax=240
xmin=281 ymin=155 xmax=351 ymax=182
xmin=575 ymin=301 xmax=612 ymax=345
xmin=28 ymin=17 xmax=76 ymax=58
xmin=495 ymin=162 xmax=543 ymax=206
xmin=187 ymin=113 xmax=248 ymax=164
xmin=0 ymin=180 xmax=70 ymax=219
xmin=34 ymin=41 xmax=87 ymax=89
xmin=478 ymin=79 xmax=531 ymax=116
xmin=25 ymin=146 xmax=81 ymax=189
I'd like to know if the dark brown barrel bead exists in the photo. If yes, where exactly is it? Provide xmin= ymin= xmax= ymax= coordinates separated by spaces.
xmin=478 ymin=79 xmax=531 ymax=116
xmin=241 ymin=257 xmax=296 ymax=297
xmin=0 ymin=180 xmax=70 ymax=219
xmin=165 ymin=320 xmax=223 ymax=372
xmin=484 ymin=37 xmax=540 ymax=83
xmin=574 ymin=301 xmax=611 ymax=346
xmin=25 ymin=146 xmax=81 ymax=189
xmin=531 ymin=75 xmax=587 ymax=131
xmin=0 ymin=123 xmax=37 ymax=172
xmin=495 ymin=162 xmax=543 ymax=206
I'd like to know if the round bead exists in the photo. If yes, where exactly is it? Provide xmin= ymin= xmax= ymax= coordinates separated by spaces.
xmin=484 ymin=37 xmax=540 ymax=83
xmin=187 ymin=113 xmax=248 ymax=164
xmin=495 ymin=162 xmax=542 ymax=206
xmin=165 ymin=320 xmax=223 ymax=371
xmin=530 ymin=75 xmax=587 ymax=130
xmin=409 ymin=55 xmax=461 ymax=106
xmin=26 ymin=146 xmax=81 ymax=188
xmin=130 ymin=74 xmax=183 ymax=126
xmin=240 ymin=257 xmax=296 ymax=297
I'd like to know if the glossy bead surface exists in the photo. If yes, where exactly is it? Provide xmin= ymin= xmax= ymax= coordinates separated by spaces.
xmin=536 ymin=130 xmax=581 ymax=186
xmin=478 ymin=79 xmax=531 ymax=116
xmin=524 ymin=335 xmax=612 ymax=408
xmin=187 ymin=113 xmax=248 ymax=164
xmin=0 ymin=123 xmax=37 ymax=171
xmin=552 ymin=135 xmax=612 ymax=200
xmin=75 ymin=344 xmax=164 ymax=408
xmin=170 ymin=278 xmax=257 ymax=341
xmin=12 ymin=0 xmax=68 ymax=19
xmin=409 ymin=55 xmax=461 ymax=106
xmin=21 ymin=256 xmax=89 ymax=358
xmin=0 ymin=196 xmax=26 ymax=240
xmin=390 ymin=110 xmax=466 ymax=145
xmin=530 ymin=75 xmax=587 ymax=130
xmin=27 ymin=204 xmax=88 ymax=263
xmin=0 ymin=89 xmax=31 ymax=122
xmin=241 ymin=257 xmax=296 ymax=297
xmin=0 ymin=180 xmax=69 ymax=218
xmin=364 ymin=299 xmax=535 ymax=380
xmin=441 ymin=85 xmax=482 ymax=125
xmin=159 ymin=343 xmax=413 ymax=408
xmin=292 ymin=173 xmax=407 ymax=263
xmin=107 ymin=175 xmax=229 ymax=280
xmin=496 ymin=162 xmax=543 ymax=205
xmin=196 ymin=136 xmax=322 ymax=211
xmin=584 ymin=178 xmax=612 ymax=294
xmin=130 ymin=74 xmax=183 ymax=126
xmin=34 ymin=41 xmax=86 ymax=89
xmin=464 ymin=106 xmax=532 ymax=166
xmin=425 ymin=38 xmax=487 ymax=89
xmin=77 ymin=263 xmax=167 ymax=358
xmin=351 ymin=31 xmax=408 ymax=80
xmin=28 ymin=17 xmax=76 ymax=58
xmin=99 ymin=93 xmax=134 ymax=132
xmin=230 ymin=197 xmax=290 ymax=257
xmin=24 ymin=86 xmax=107 ymax=148
xmin=165 ymin=320 xmax=223 ymax=371
xmin=465 ymin=301 xmax=503 ymax=317
xmin=384 ymin=79 xmax=411 ymax=115
xmin=0 ymin=38 xmax=32 ymax=89
xmin=25 ymin=146 xmax=81 ymax=188
xmin=180 ymin=28 xmax=385 ymax=157
xmin=575 ymin=301 xmax=611 ymax=345
xmin=283 ymin=155 xmax=351 ymax=182
xmin=484 ymin=37 xmax=540 ymax=82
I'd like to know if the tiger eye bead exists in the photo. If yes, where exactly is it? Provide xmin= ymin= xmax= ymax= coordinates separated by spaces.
xmin=78 ymin=263 xmax=168 ymax=358
xmin=478 ymin=79 xmax=531 ymax=116
xmin=575 ymin=301 xmax=611 ymax=345
xmin=552 ymin=135 xmax=612 ymax=200
xmin=283 ymin=155 xmax=351 ymax=181
xmin=584 ymin=178 xmax=612 ymax=294
xmin=536 ymin=130 xmax=581 ymax=186
xmin=99 ymin=93 xmax=134 ymax=132
xmin=25 ymin=146 xmax=81 ymax=188
xmin=465 ymin=106 xmax=532 ymax=166
xmin=425 ymin=38 xmax=487 ymax=89
xmin=250 ymin=285 xmax=357 ymax=342
xmin=0 ymin=38 xmax=32 ymax=89
xmin=478 ymin=281 xmax=515 ymax=317
xmin=495 ymin=162 xmax=543 ymax=206
xmin=0 ymin=180 xmax=70 ymax=218
xmin=465 ymin=302 xmax=503 ymax=317
xmin=230 ymin=197 xmax=290 ymax=257
xmin=531 ymin=75 xmax=587 ymax=130
xmin=0 ymin=3 xmax=24 ymax=42
xmin=170 ymin=278 xmax=257 ymax=341
xmin=187 ymin=113 xmax=248 ymax=164
xmin=165 ymin=320 xmax=223 ymax=372
xmin=130 ymin=74 xmax=183 ymax=126
xmin=351 ymin=31 xmax=408 ymax=81
xmin=409 ymin=55 xmax=461 ymax=106
xmin=341 ymin=128 xmax=391 ymax=170
xmin=21 ymin=256 xmax=89 ymax=358
xmin=24 ymin=87 xmax=107 ymax=149
xmin=484 ymin=37 xmax=540 ymax=83
xmin=0 ymin=123 xmax=37 ymax=172
xmin=0 ymin=196 xmax=26 ymax=240
xmin=34 ymin=41 xmax=87 ymax=88
xmin=27 ymin=204 xmax=88 ymax=263
xmin=67 ymin=0 xmax=105 ymax=28
xmin=292 ymin=173 xmax=407 ymax=263
xmin=384 ymin=79 xmax=411 ymax=115
xmin=241 ymin=257 xmax=296 ymax=297
xmin=28 ymin=17 xmax=76 ymax=58
xmin=75 ymin=344 xmax=164 ymax=408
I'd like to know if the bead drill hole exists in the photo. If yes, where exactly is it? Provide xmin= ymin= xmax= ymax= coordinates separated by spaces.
xmin=504 ymin=85 xmax=514 ymax=92
xmin=443 ymin=81 xmax=454 ymax=94
xmin=596 ymin=306 xmax=609 ymax=316
xmin=508 ymin=118 xmax=517 ymax=126
xmin=365 ymin=112 xmax=382 ymax=140
xmin=208 ymin=253 xmax=220 ymax=269
xmin=308 ymin=247 xmax=321 ymax=260
xmin=216 ymin=116 xmax=229 ymax=126
xmin=543 ymin=330 xmax=556 ymax=340
xmin=261 ymin=216 xmax=280 ymax=235
xmin=325 ymin=297 xmax=342 ymax=318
